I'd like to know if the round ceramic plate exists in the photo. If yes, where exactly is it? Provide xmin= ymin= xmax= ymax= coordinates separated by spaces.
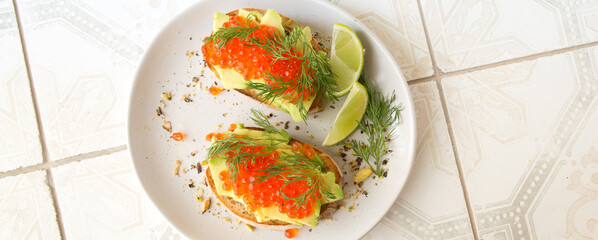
xmin=127 ymin=0 xmax=416 ymax=239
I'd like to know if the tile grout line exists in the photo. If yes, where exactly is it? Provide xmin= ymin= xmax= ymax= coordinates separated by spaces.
xmin=442 ymin=41 xmax=598 ymax=78
xmin=407 ymin=75 xmax=436 ymax=85
xmin=0 ymin=145 xmax=128 ymax=179
xmin=11 ymin=0 xmax=66 ymax=238
xmin=415 ymin=0 xmax=480 ymax=239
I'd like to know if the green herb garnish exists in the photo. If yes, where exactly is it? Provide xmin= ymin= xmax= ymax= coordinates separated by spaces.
xmin=343 ymin=76 xmax=403 ymax=177
xmin=203 ymin=17 xmax=337 ymax=121
xmin=205 ymin=109 xmax=334 ymax=210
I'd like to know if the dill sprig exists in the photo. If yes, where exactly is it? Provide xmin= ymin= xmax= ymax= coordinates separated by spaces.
xmin=206 ymin=110 xmax=289 ymax=180
xmin=204 ymin=16 xmax=338 ymax=121
xmin=205 ymin=109 xmax=334 ymax=210
xmin=203 ymin=17 xmax=258 ymax=48
xmin=254 ymin=151 xmax=335 ymax=210
xmin=245 ymin=25 xmax=337 ymax=121
xmin=343 ymin=76 xmax=403 ymax=177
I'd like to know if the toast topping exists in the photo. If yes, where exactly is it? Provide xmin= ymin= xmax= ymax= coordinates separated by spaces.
xmin=206 ymin=110 xmax=343 ymax=226
xmin=201 ymin=9 xmax=338 ymax=121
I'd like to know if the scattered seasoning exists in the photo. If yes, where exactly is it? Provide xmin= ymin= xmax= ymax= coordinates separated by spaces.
xmin=274 ymin=122 xmax=280 ymax=126
xmin=295 ymin=126 xmax=300 ymax=130
xmin=172 ymin=132 xmax=184 ymax=141
xmin=192 ymin=76 xmax=199 ymax=83
xmin=156 ymin=107 xmax=163 ymax=117
xmin=195 ymin=196 xmax=202 ymax=202
xmin=330 ymin=105 xmax=336 ymax=109
xmin=383 ymin=170 xmax=388 ymax=177
xmin=162 ymin=121 xmax=172 ymax=132
xmin=356 ymin=157 xmax=363 ymax=166
xmin=284 ymin=121 xmax=290 ymax=129
xmin=353 ymin=168 xmax=372 ymax=183
xmin=223 ymin=217 xmax=231 ymax=222
xmin=188 ymin=181 xmax=195 ymax=188
xmin=173 ymin=160 xmax=181 ymax=176
xmin=184 ymin=96 xmax=193 ymax=102
xmin=382 ymin=159 xmax=388 ymax=165
xmin=196 ymin=162 xmax=203 ymax=174
xmin=190 ymin=151 xmax=197 ymax=156
xmin=201 ymin=198 xmax=211 ymax=214
xmin=244 ymin=224 xmax=255 ymax=232
xmin=340 ymin=153 xmax=347 ymax=158
xmin=308 ymin=134 xmax=313 ymax=139
xmin=161 ymin=92 xmax=173 ymax=100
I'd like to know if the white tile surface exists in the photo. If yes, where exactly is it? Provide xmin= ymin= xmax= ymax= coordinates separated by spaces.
xmin=330 ymin=0 xmax=434 ymax=80
xmin=52 ymin=151 xmax=182 ymax=239
xmin=421 ymin=0 xmax=598 ymax=72
xmin=443 ymin=46 xmax=598 ymax=239
xmin=15 ymin=0 xmax=194 ymax=160
xmin=0 ymin=170 xmax=61 ymax=239
xmin=0 ymin=0 xmax=43 ymax=172
xmin=365 ymin=82 xmax=473 ymax=239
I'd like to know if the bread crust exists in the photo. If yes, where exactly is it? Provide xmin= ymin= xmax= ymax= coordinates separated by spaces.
xmin=204 ymin=8 xmax=324 ymax=113
xmin=205 ymin=127 xmax=343 ymax=230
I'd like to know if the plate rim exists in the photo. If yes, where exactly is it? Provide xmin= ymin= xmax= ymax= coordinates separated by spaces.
xmin=126 ymin=0 xmax=417 ymax=239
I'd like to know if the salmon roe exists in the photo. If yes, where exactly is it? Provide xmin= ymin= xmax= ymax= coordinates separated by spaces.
xmin=208 ymin=86 xmax=224 ymax=95
xmin=218 ymin=141 xmax=319 ymax=219
xmin=172 ymin=132 xmax=184 ymax=141
xmin=285 ymin=228 xmax=299 ymax=238
xmin=202 ymin=16 xmax=313 ymax=102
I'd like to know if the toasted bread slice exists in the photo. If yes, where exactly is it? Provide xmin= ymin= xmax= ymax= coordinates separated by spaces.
xmin=206 ymin=127 xmax=343 ymax=230
xmin=204 ymin=8 xmax=324 ymax=114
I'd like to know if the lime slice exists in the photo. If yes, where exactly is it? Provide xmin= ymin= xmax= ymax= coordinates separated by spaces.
xmin=330 ymin=23 xmax=364 ymax=97
xmin=322 ymin=82 xmax=368 ymax=146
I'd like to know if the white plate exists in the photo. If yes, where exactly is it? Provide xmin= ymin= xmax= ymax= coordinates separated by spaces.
xmin=127 ymin=0 xmax=416 ymax=239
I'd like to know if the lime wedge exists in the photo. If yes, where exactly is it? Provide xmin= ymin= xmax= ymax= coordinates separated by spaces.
xmin=322 ymin=82 xmax=368 ymax=146
xmin=330 ymin=23 xmax=364 ymax=97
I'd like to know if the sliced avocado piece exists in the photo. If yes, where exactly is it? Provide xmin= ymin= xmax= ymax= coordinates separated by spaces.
xmin=259 ymin=202 xmax=321 ymax=227
xmin=261 ymin=9 xmax=284 ymax=34
xmin=238 ymin=9 xmax=264 ymax=23
xmin=213 ymin=12 xmax=229 ymax=32
xmin=213 ymin=65 xmax=248 ymax=89
xmin=294 ymin=26 xmax=313 ymax=55
xmin=321 ymin=171 xmax=344 ymax=203
xmin=272 ymin=94 xmax=316 ymax=122
xmin=208 ymin=157 xmax=234 ymax=198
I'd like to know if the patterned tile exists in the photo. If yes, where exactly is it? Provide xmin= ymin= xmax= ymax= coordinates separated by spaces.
xmin=421 ymin=0 xmax=598 ymax=72
xmin=52 ymin=151 xmax=182 ymax=239
xmin=0 ymin=0 xmax=43 ymax=171
xmin=15 ymin=0 xmax=195 ymax=160
xmin=443 ymin=46 xmax=598 ymax=239
xmin=364 ymin=82 xmax=473 ymax=240
xmin=329 ymin=0 xmax=434 ymax=80
xmin=0 ymin=170 xmax=61 ymax=239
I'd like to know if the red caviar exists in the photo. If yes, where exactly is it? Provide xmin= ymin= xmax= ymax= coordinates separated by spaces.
xmin=208 ymin=86 xmax=224 ymax=95
xmin=205 ymin=132 xmax=224 ymax=141
xmin=285 ymin=228 xmax=299 ymax=238
xmin=202 ymin=16 xmax=313 ymax=102
xmin=228 ymin=123 xmax=237 ymax=132
xmin=172 ymin=132 xmax=184 ymax=141
xmin=218 ymin=141 xmax=320 ymax=219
